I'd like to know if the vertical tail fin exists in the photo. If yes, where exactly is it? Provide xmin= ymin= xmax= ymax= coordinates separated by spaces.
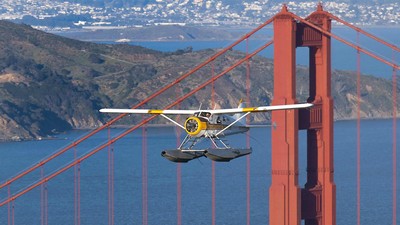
xmin=233 ymin=99 xmax=247 ymax=125
xmin=237 ymin=99 xmax=246 ymax=109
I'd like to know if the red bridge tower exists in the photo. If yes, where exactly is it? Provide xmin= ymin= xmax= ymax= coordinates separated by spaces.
xmin=270 ymin=4 xmax=336 ymax=225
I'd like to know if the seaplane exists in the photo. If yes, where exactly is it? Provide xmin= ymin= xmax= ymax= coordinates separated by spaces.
xmin=100 ymin=101 xmax=312 ymax=163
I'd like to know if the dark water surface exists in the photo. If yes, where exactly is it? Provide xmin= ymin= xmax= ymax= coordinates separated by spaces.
xmin=0 ymin=119 xmax=398 ymax=224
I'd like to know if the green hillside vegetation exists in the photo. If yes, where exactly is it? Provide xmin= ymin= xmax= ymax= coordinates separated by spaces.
xmin=0 ymin=20 xmax=398 ymax=141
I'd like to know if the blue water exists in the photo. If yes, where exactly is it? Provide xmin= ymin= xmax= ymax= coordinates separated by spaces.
xmin=127 ymin=27 xmax=399 ymax=78
xmin=0 ymin=119 xmax=398 ymax=224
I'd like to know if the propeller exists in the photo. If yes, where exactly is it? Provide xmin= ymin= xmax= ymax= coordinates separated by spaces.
xmin=185 ymin=118 xmax=199 ymax=133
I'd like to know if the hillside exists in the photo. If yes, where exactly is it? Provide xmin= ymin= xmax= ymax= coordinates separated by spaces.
xmin=60 ymin=25 xmax=237 ymax=42
xmin=0 ymin=20 xmax=398 ymax=141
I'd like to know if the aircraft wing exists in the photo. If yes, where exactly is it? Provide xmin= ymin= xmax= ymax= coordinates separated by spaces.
xmin=99 ymin=103 xmax=313 ymax=115
xmin=207 ymin=103 xmax=313 ymax=114
xmin=99 ymin=108 xmax=197 ymax=115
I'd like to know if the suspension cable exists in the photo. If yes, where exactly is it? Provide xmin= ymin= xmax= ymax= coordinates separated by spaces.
xmin=0 ymin=40 xmax=273 ymax=207
xmin=290 ymin=13 xmax=399 ymax=71
xmin=328 ymin=13 xmax=400 ymax=53
xmin=0 ymin=17 xmax=275 ymax=191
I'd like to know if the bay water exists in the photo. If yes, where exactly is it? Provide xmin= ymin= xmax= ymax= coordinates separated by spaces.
xmin=0 ymin=119 xmax=398 ymax=224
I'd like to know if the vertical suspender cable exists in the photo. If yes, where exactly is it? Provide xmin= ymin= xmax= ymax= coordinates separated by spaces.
xmin=211 ymin=60 xmax=216 ymax=107
xmin=245 ymin=38 xmax=251 ymax=225
xmin=11 ymin=201 xmax=14 ymax=225
xmin=212 ymin=157 xmax=216 ymax=225
xmin=74 ymin=144 xmax=81 ymax=225
xmin=8 ymin=185 xmax=11 ymax=225
xmin=142 ymin=118 xmax=148 ymax=225
xmin=108 ymin=127 xmax=115 ymax=225
xmin=112 ymin=140 xmax=114 ymax=225
xmin=74 ymin=145 xmax=77 ymax=225
xmin=392 ymin=51 xmax=397 ymax=225
xmin=108 ymin=128 xmax=111 ymax=225
xmin=176 ymin=142 xmax=182 ymax=225
xmin=77 ymin=161 xmax=81 ymax=225
xmin=356 ymin=31 xmax=361 ymax=225
xmin=41 ymin=167 xmax=44 ymax=225
xmin=211 ymin=61 xmax=216 ymax=225
xmin=44 ymin=183 xmax=48 ymax=225
xmin=175 ymin=85 xmax=182 ymax=225
xmin=41 ymin=167 xmax=48 ymax=225
xmin=78 ymin=165 xmax=81 ymax=225
xmin=40 ymin=167 xmax=48 ymax=225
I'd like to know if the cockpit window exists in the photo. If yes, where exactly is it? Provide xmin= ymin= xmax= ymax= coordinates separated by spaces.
xmin=199 ymin=112 xmax=211 ymax=118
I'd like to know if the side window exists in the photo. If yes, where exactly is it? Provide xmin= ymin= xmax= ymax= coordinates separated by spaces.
xmin=199 ymin=112 xmax=211 ymax=118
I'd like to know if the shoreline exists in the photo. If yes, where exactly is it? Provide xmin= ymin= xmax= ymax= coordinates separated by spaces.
xmin=53 ymin=25 xmax=400 ymax=43
xmin=1 ymin=117 xmax=398 ymax=143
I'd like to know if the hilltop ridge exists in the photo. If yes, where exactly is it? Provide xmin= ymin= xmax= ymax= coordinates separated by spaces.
xmin=0 ymin=20 xmax=398 ymax=141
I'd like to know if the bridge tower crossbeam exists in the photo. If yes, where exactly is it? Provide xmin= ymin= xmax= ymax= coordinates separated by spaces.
xmin=270 ymin=4 xmax=336 ymax=225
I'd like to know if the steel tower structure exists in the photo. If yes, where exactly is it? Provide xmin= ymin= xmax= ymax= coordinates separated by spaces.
xmin=270 ymin=4 xmax=336 ymax=225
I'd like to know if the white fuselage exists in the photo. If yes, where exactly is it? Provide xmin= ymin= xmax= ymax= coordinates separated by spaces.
xmin=184 ymin=111 xmax=249 ymax=138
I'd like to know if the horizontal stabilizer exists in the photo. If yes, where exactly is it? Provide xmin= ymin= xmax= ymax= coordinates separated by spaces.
xmin=204 ymin=148 xmax=252 ymax=162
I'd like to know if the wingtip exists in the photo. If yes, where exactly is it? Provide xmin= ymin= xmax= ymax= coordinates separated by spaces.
xmin=301 ymin=103 xmax=314 ymax=109
xmin=99 ymin=108 xmax=113 ymax=113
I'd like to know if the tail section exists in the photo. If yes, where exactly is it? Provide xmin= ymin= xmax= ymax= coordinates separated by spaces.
xmin=233 ymin=99 xmax=247 ymax=125
xmin=237 ymin=99 xmax=246 ymax=109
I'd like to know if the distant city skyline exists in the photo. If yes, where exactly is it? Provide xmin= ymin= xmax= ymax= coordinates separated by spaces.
xmin=0 ymin=0 xmax=398 ymax=31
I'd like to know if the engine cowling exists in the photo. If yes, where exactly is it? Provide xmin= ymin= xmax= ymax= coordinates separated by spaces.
xmin=184 ymin=116 xmax=207 ymax=137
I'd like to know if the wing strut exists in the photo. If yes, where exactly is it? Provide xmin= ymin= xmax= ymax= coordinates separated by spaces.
xmin=215 ymin=112 xmax=251 ymax=136
xmin=160 ymin=114 xmax=185 ymax=130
